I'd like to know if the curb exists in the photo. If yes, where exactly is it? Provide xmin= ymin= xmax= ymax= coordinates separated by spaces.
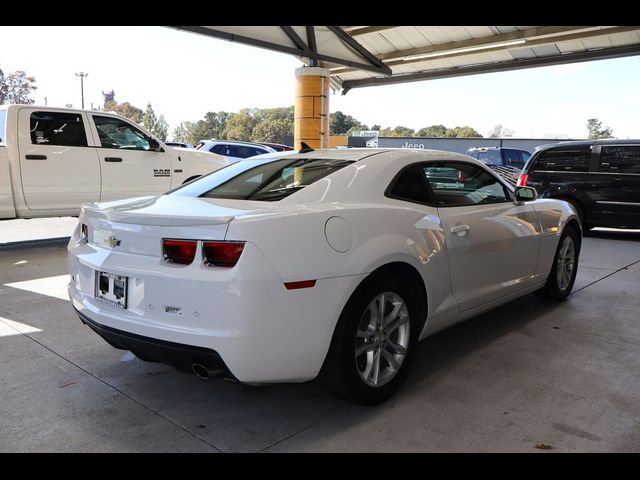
xmin=0 ymin=237 xmax=70 ymax=251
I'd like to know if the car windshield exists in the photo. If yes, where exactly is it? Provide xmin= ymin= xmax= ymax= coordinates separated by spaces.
xmin=199 ymin=158 xmax=353 ymax=201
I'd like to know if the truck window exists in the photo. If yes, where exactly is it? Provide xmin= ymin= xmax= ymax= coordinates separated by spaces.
xmin=30 ymin=111 xmax=88 ymax=147
xmin=93 ymin=115 xmax=153 ymax=151
xmin=502 ymin=149 xmax=525 ymax=167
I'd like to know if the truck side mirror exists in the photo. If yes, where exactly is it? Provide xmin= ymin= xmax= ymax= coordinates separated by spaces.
xmin=148 ymin=138 xmax=164 ymax=152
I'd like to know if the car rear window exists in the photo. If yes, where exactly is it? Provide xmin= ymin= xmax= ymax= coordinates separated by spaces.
xmin=600 ymin=146 xmax=640 ymax=174
xmin=476 ymin=150 xmax=501 ymax=164
xmin=199 ymin=158 xmax=353 ymax=201
xmin=532 ymin=147 xmax=591 ymax=172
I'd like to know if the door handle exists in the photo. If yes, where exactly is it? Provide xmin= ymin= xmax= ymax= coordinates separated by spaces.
xmin=450 ymin=224 xmax=470 ymax=236
xmin=104 ymin=157 xmax=122 ymax=162
xmin=25 ymin=154 xmax=47 ymax=160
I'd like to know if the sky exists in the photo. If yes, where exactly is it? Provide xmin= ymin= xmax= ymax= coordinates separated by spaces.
xmin=1 ymin=25 xmax=639 ymax=140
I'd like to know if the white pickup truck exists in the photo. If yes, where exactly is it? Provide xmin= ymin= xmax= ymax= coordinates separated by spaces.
xmin=0 ymin=105 xmax=229 ymax=219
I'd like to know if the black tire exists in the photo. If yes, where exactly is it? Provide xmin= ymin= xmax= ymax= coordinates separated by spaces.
xmin=540 ymin=225 xmax=580 ymax=300
xmin=322 ymin=272 xmax=423 ymax=406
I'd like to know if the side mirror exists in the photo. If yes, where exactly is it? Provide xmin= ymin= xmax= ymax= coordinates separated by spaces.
xmin=148 ymin=138 xmax=164 ymax=152
xmin=514 ymin=186 xmax=538 ymax=204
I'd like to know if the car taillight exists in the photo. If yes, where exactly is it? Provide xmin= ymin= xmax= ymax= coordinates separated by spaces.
xmin=517 ymin=173 xmax=528 ymax=187
xmin=81 ymin=223 xmax=88 ymax=243
xmin=163 ymin=239 xmax=197 ymax=265
xmin=203 ymin=241 xmax=245 ymax=267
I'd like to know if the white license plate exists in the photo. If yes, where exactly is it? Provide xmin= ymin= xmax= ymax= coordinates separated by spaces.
xmin=95 ymin=271 xmax=128 ymax=309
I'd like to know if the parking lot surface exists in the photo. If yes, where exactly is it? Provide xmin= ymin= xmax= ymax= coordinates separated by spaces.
xmin=1 ymin=225 xmax=639 ymax=452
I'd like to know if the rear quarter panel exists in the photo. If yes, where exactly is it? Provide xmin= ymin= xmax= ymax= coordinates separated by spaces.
xmin=225 ymin=203 xmax=456 ymax=329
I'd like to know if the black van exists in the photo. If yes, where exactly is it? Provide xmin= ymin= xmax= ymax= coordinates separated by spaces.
xmin=518 ymin=139 xmax=640 ymax=229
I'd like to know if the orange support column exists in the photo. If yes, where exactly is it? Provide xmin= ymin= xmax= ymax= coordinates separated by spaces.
xmin=294 ymin=66 xmax=330 ymax=150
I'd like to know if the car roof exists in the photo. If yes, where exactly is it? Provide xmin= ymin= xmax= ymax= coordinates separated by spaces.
xmin=204 ymin=139 xmax=272 ymax=147
xmin=240 ymin=147 xmax=476 ymax=164
xmin=466 ymin=146 xmax=528 ymax=151
xmin=534 ymin=138 xmax=640 ymax=153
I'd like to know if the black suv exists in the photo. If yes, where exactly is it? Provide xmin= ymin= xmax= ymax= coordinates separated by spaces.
xmin=518 ymin=139 xmax=640 ymax=229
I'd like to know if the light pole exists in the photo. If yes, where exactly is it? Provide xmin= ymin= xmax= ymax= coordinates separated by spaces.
xmin=75 ymin=72 xmax=88 ymax=109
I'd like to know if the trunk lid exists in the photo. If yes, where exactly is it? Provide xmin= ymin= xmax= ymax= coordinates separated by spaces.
xmin=80 ymin=195 xmax=284 ymax=257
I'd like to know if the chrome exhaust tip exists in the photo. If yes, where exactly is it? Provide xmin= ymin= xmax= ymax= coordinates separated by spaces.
xmin=192 ymin=363 xmax=223 ymax=380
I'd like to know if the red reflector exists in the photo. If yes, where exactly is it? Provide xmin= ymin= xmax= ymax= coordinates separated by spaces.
xmin=163 ymin=239 xmax=197 ymax=265
xmin=284 ymin=280 xmax=316 ymax=290
xmin=203 ymin=241 xmax=245 ymax=268
xmin=517 ymin=174 xmax=528 ymax=187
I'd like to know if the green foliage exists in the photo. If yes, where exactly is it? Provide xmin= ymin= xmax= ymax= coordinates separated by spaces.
xmin=251 ymin=106 xmax=294 ymax=143
xmin=141 ymin=103 xmax=169 ymax=141
xmin=586 ymin=118 xmax=613 ymax=139
xmin=143 ymin=103 xmax=158 ymax=132
xmin=172 ymin=121 xmax=194 ymax=143
xmin=105 ymin=101 xmax=144 ymax=123
xmin=488 ymin=124 xmax=514 ymax=138
xmin=0 ymin=68 xmax=37 ymax=105
xmin=446 ymin=126 xmax=482 ymax=138
xmin=387 ymin=126 xmax=416 ymax=137
xmin=330 ymin=111 xmax=364 ymax=135
xmin=416 ymin=124 xmax=448 ymax=137
xmin=155 ymin=115 xmax=169 ymax=142
xmin=224 ymin=108 xmax=260 ymax=141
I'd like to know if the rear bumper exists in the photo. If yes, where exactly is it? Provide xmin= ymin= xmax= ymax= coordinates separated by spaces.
xmin=75 ymin=307 xmax=230 ymax=376
xmin=68 ymin=232 xmax=365 ymax=383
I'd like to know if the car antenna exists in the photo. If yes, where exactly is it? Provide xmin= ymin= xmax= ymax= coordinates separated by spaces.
xmin=299 ymin=142 xmax=315 ymax=153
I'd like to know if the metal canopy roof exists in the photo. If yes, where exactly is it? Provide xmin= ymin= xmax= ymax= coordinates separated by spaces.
xmin=171 ymin=26 xmax=640 ymax=94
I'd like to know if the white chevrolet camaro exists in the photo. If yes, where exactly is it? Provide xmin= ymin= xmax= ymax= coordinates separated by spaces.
xmin=68 ymin=148 xmax=581 ymax=405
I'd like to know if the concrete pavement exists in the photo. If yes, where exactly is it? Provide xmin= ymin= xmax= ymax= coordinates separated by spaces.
xmin=0 ymin=229 xmax=639 ymax=452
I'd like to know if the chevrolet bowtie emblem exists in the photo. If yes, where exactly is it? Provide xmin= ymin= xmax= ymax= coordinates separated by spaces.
xmin=105 ymin=235 xmax=121 ymax=248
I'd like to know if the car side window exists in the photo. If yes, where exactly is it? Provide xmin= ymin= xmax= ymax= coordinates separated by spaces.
xmin=423 ymin=162 xmax=510 ymax=206
xmin=387 ymin=165 xmax=432 ymax=204
xmin=209 ymin=144 xmax=227 ymax=155
xmin=599 ymin=146 xmax=640 ymax=174
xmin=30 ymin=111 xmax=88 ymax=147
xmin=533 ymin=147 xmax=591 ymax=172
xmin=93 ymin=115 xmax=152 ymax=151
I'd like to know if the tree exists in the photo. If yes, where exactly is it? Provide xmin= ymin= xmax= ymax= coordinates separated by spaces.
xmin=203 ymin=111 xmax=230 ymax=139
xmin=330 ymin=111 xmax=363 ymax=135
xmin=586 ymin=118 xmax=613 ymax=139
xmin=224 ymin=108 xmax=260 ymax=141
xmin=371 ymin=124 xmax=381 ymax=131
xmin=141 ymin=103 xmax=169 ymax=141
xmin=105 ymin=101 xmax=144 ymax=123
xmin=387 ymin=126 xmax=415 ymax=137
xmin=154 ymin=115 xmax=169 ymax=141
xmin=417 ymin=124 xmax=447 ymax=137
xmin=251 ymin=106 xmax=294 ymax=143
xmin=488 ymin=124 xmax=514 ymax=138
xmin=143 ymin=103 xmax=158 ymax=132
xmin=446 ymin=126 xmax=482 ymax=138
xmin=0 ymin=68 xmax=37 ymax=105
xmin=172 ymin=121 xmax=194 ymax=143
